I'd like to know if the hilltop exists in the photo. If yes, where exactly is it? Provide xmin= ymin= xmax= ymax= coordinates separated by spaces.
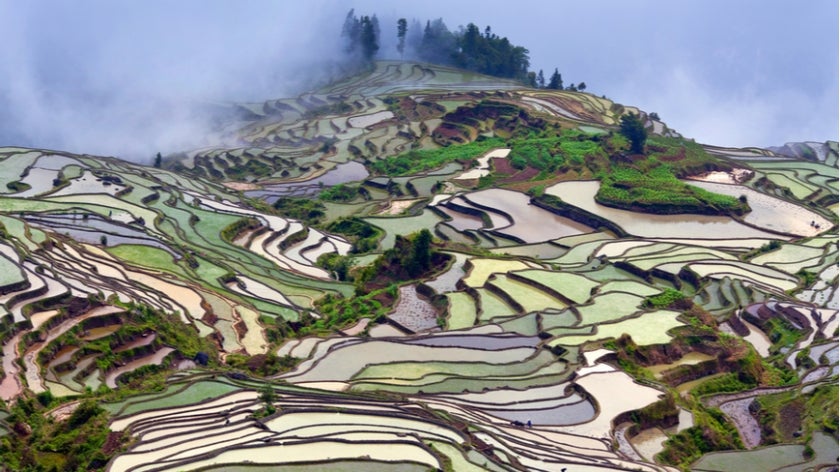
xmin=0 ymin=61 xmax=837 ymax=471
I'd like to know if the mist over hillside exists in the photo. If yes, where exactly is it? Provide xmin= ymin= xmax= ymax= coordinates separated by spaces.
xmin=1 ymin=1 xmax=836 ymax=160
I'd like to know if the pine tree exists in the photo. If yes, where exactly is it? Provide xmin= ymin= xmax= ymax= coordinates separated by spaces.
xmin=537 ymin=69 xmax=545 ymax=88
xmin=153 ymin=152 xmax=162 ymax=168
xmin=341 ymin=9 xmax=361 ymax=55
xmin=407 ymin=229 xmax=432 ymax=277
xmin=527 ymin=71 xmax=537 ymax=88
xmin=371 ymin=14 xmax=381 ymax=47
xmin=620 ymin=113 xmax=647 ymax=154
xmin=397 ymin=18 xmax=407 ymax=58
xmin=547 ymin=68 xmax=563 ymax=89
xmin=407 ymin=18 xmax=423 ymax=52
xmin=360 ymin=15 xmax=379 ymax=61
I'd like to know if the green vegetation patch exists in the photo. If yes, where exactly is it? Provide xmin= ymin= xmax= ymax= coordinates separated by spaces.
xmin=0 ymin=398 xmax=123 ymax=471
xmin=326 ymin=217 xmax=382 ymax=254
xmin=311 ymin=286 xmax=394 ymax=333
xmin=755 ymin=384 xmax=838 ymax=444
xmin=107 ymin=244 xmax=183 ymax=275
xmin=370 ymin=137 xmax=505 ymax=176
xmin=507 ymin=131 xmax=605 ymax=172
xmin=319 ymin=184 xmax=363 ymax=202
xmin=272 ymin=197 xmax=326 ymax=225
xmin=445 ymin=292 xmax=476 ymax=329
xmin=0 ymin=253 xmax=26 ymax=287
xmin=657 ymin=407 xmax=744 ymax=469
xmin=645 ymin=288 xmax=691 ymax=309
xmin=597 ymin=164 xmax=749 ymax=216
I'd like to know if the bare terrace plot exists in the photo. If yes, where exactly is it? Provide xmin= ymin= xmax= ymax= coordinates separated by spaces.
xmin=453 ymin=147 xmax=510 ymax=182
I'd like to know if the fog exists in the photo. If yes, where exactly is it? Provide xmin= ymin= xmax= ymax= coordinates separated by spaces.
xmin=1 ymin=0 xmax=837 ymax=162
xmin=0 ymin=1 xmax=351 ymax=161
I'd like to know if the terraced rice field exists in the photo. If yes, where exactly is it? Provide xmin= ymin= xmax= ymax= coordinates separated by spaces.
xmin=0 ymin=64 xmax=837 ymax=472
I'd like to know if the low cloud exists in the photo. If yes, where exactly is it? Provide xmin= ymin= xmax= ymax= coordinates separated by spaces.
xmin=614 ymin=66 xmax=838 ymax=148
xmin=0 ymin=1 xmax=351 ymax=162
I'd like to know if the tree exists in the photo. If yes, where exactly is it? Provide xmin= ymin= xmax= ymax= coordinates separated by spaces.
xmin=341 ymin=9 xmax=361 ymax=55
xmin=577 ymin=82 xmax=586 ymax=91
xmin=547 ymin=68 xmax=563 ymax=89
xmin=153 ymin=152 xmax=162 ymax=168
xmin=407 ymin=18 xmax=423 ymax=51
xmin=360 ymin=15 xmax=379 ymax=61
xmin=420 ymin=18 xmax=455 ymax=65
xmin=259 ymin=383 xmax=276 ymax=415
xmin=620 ymin=113 xmax=647 ymax=154
xmin=526 ymin=71 xmax=537 ymax=88
xmin=537 ymin=69 xmax=545 ymax=88
xmin=397 ymin=18 xmax=407 ymax=58
xmin=405 ymin=229 xmax=432 ymax=277
xmin=371 ymin=14 xmax=381 ymax=48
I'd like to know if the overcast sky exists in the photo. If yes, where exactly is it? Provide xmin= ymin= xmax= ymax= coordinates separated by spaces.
xmin=0 ymin=0 xmax=836 ymax=160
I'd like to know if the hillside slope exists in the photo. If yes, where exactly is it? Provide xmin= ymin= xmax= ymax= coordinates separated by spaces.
xmin=0 ymin=62 xmax=837 ymax=472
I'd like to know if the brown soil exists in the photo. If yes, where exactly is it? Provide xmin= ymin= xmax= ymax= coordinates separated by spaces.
xmin=394 ymin=97 xmax=446 ymax=122
xmin=222 ymin=181 xmax=261 ymax=191
xmin=490 ymin=157 xmax=514 ymax=175
xmin=102 ymin=431 xmax=126 ymax=456
xmin=501 ymin=171 xmax=578 ymax=193
xmin=777 ymin=400 xmax=805 ymax=441
xmin=498 ymin=166 xmax=540 ymax=184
